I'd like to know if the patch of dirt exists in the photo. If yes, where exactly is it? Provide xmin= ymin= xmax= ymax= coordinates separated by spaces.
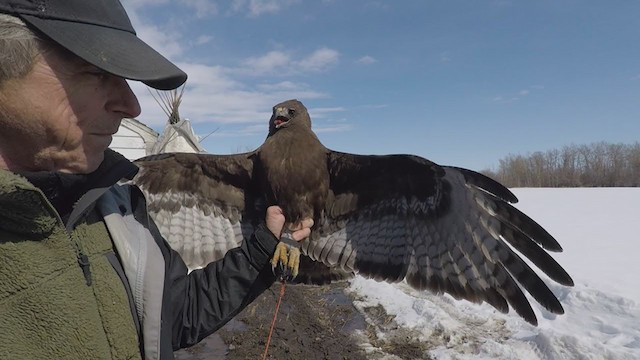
xmin=174 ymin=281 xmax=435 ymax=359
xmin=359 ymin=304 xmax=433 ymax=360
xmin=219 ymin=281 xmax=367 ymax=359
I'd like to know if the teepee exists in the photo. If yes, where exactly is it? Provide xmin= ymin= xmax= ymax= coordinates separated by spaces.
xmin=149 ymin=86 xmax=206 ymax=154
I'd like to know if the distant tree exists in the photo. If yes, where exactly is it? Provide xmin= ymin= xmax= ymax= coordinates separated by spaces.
xmin=481 ymin=141 xmax=640 ymax=187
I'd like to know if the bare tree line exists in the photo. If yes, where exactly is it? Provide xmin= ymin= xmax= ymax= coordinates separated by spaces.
xmin=481 ymin=142 xmax=640 ymax=187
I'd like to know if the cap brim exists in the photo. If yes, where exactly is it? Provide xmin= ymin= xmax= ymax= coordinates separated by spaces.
xmin=21 ymin=15 xmax=187 ymax=90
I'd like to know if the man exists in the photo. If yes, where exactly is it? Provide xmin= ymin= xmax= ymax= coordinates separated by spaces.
xmin=0 ymin=1 xmax=312 ymax=359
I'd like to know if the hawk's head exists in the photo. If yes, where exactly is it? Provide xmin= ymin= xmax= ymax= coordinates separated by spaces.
xmin=269 ymin=99 xmax=311 ymax=135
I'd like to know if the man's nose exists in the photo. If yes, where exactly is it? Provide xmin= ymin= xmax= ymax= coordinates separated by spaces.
xmin=106 ymin=76 xmax=142 ymax=118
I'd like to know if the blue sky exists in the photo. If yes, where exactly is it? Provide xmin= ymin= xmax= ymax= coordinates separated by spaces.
xmin=123 ymin=0 xmax=640 ymax=171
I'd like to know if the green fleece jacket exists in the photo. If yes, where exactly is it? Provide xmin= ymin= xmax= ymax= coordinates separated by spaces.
xmin=0 ymin=169 xmax=140 ymax=359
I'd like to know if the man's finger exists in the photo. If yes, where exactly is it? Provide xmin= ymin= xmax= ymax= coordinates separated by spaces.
xmin=291 ymin=227 xmax=312 ymax=241
xmin=288 ymin=218 xmax=314 ymax=231
xmin=301 ymin=218 xmax=314 ymax=229
xmin=266 ymin=206 xmax=284 ymax=217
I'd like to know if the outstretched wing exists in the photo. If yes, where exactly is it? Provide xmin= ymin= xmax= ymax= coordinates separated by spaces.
xmin=132 ymin=152 xmax=263 ymax=270
xmin=302 ymin=151 xmax=573 ymax=325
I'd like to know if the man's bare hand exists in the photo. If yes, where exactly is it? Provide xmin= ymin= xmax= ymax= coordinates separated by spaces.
xmin=265 ymin=206 xmax=313 ymax=241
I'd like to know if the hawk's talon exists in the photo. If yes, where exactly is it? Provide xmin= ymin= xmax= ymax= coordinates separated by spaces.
xmin=270 ymin=231 xmax=300 ymax=281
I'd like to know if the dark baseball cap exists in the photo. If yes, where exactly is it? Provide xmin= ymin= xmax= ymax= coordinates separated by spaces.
xmin=0 ymin=0 xmax=187 ymax=90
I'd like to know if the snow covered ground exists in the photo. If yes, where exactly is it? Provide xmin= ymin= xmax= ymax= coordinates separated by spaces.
xmin=348 ymin=188 xmax=640 ymax=360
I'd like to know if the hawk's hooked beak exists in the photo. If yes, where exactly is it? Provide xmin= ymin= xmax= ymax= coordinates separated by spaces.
xmin=272 ymin=107 xmax=292 ymax=128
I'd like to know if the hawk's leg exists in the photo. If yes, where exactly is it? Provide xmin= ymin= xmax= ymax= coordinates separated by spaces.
xmin=271 ymin=230 xmax=301 ymax=281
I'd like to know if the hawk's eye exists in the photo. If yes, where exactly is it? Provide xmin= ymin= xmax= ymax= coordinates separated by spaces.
xmin=288 ymin=109 xmax=296 ymax=116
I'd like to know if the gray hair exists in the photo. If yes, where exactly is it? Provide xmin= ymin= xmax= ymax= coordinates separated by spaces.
xmin=0 ymin=14 xmax=43 ymax=83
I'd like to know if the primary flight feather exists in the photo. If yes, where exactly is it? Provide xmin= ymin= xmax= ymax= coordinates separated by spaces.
xmin=132 ymin=99 xmax=573 ymax=325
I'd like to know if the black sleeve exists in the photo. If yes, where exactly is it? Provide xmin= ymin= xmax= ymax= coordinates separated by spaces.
xmin=150 ymin=219 xmax=278 ymax=350
xmin=129 ymin=185 xmax=278 ymax=352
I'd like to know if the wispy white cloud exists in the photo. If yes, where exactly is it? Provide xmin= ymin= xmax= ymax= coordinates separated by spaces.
xmin=314 ymin=124 xmax=354 ymax=133
xmin=359 ymin=103 xmax=388 ymax=109
xmin=309 ymin=106 xmax=346 ymax=119
xmin=295 ymin=47 xmax=340 ymax=72
xmin=493 ymin=85 xmax=543 ymax=103
xmin=256 ymin=81 xmax=304 ymax=92
xmin=356 ymin=55 xmax=377 ymax=65
xmin=194 ymin=35 xmax=214 ymax=46
xmin=207 ymin=124 xmax=267 ymax=137
xmin=181 ymin=0 xmax=218 ymax=17
xmin=125 ymin=0 xmax=170 ymax=9
xmin=241 ymin=51 xmax=291 ymax=74
xmin=254 ymin=81 xmax=326 ymax=100
xmin=308 ymin=107 xmax=352 ymax=133
xmin=492 ymin=95 xmax=519 ymax=103
xmin=440 ymin=51 xmax=451 ymax=63
xmin=230 ymin=0 xmax=300 ymax=17
xmin=235 ymin=48 xmax=340 ymax=75
xmin=129 ymin=0 xmax=301 ymax=19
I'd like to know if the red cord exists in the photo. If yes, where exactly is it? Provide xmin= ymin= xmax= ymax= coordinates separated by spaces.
xmin=261 ymin=280 xmax=287 ymax=360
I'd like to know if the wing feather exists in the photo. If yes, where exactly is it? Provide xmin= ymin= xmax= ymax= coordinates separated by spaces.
xmin=449 ymin=166 xmax=518 ymax=203
xmin=306 ymin=151 xmax=572 ymax=325
xmin=131 ymin=152 xmax=262 ymax=270
xmin=482 ymin=191 xmax=563 ymax=251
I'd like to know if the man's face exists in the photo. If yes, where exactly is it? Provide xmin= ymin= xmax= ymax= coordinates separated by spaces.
xmin=0 ymin=45 xmax=141 ymax=173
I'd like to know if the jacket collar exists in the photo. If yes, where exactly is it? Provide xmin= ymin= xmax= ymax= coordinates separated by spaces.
xmin=0 ymin=150 xmax=139 ymax=235
xmin=66 ymin=149 xmax=139 ymax=230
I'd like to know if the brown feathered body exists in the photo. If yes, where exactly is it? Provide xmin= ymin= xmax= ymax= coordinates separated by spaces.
xmin=258 ymin=108 xmax=329 ymax=226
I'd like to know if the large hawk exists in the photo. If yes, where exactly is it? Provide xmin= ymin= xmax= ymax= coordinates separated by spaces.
xmin=132 ymin=99 xmax=573 ymax=325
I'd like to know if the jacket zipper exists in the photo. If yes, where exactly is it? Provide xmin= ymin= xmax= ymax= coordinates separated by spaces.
xmin=66 ymin=211 xmax=93 ymax=287
xmin=37 ymin=190 xmax=93 ymax=286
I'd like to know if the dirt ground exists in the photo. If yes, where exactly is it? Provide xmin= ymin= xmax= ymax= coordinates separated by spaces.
xmin=174 ymin=281 xmax=433 ymax=359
